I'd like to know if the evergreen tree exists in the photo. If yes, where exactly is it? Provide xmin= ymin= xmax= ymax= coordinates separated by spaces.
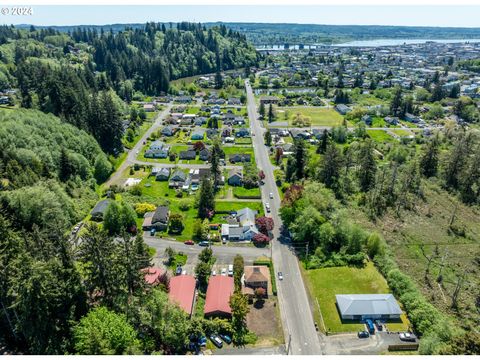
xmin=267 ymin=103 xmax=275 ymax=123
xmin=259 ymin=102 xmax=265 ymax=119
xmin=317 ymin=129 xmax=329 ymax=154
xmin=419 ymin=138 xmax=439 ymax=178
xmin=264 ymin=129 xmax=272 ymax=146
xmin=357 ymin=139 xmax=377 ymax=192
xmin=293 ymin=138 xmax=307 ymax=180
xmin=318 ymin=143 xmax=343 ymax=192
xmin=210 ymin=138 xmax=222 ymax=189
xmin=198 ymin=178 xmax=215 ymax=219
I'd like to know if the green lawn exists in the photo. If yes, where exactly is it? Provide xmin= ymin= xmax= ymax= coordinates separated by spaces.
xmin=304 ymin=262 xmax=410 ymax=334
xmin=168 ymin=253 xmax=188 ymax=270
xmin=285 ymin=107 xmax=344 ymax=127
xmin=391 ymin=129 xmax=412 ymax=137
xmin=123 ymin=120 xmax=154 ymax=149
xmin=109 ymin=152 xmax=127 ymax=171
xmin=367 ymin=130 xmax=395 ymax=143
xmin=233 ymin=187 xmax=261 ymax=199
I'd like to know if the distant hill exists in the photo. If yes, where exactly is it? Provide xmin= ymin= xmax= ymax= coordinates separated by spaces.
xmin=15 ymin=22 xmax=480 ymax=45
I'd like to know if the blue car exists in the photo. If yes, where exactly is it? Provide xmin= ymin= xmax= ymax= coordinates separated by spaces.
xmin=219 ymin=334 xmax=232 ymax=344
xmin=198 ymin=336 xmax=207 ymax=347
xmin=150 ymin=228 xmax=156 ymax=236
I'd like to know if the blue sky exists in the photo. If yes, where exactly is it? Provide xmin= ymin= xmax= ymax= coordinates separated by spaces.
xmin=1 ymin=5 xmax=480 ymax=27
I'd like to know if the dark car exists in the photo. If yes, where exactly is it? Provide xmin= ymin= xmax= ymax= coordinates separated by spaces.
xmin=358 ymin=331 xmax=370 ymax=338
xmin=209 ymin=334 xmax=223 ymax=348
xmin=150 ymin=228 xmax=156 ymax=236
xmin=199 ymin=241 xmax=209 ymax=247
xmin=219 ymin=334 xmax=232 ymax=344
xmin=375 ymin=320 xmax=383 ymax=331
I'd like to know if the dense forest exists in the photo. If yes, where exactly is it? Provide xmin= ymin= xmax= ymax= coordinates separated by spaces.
xmin=0 ymin=22 xmax=258 ymax=154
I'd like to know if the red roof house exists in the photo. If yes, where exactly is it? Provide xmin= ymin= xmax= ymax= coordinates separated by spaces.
xmin=143 ymin=267 xmax=165 ymax=285
xmin=204 ymin=276 xmax=234 ymax=318
xmin=169 ymin=275 xmax=196 ymax=315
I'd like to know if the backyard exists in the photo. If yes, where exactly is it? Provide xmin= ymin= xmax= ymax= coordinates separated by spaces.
xmin=284 ymin=107 xmax=345 ymax=127
xmin=303 ymin=262 xmax=410 ymax=334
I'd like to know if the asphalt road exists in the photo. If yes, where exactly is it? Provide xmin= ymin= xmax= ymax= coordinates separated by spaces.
xmin=245 ymin=80 xmax=322 ymax=355
xmin=106 ymin=104 xmax=173 ymax=187
xmin=143 ymin=234 xmax=270 ymax=264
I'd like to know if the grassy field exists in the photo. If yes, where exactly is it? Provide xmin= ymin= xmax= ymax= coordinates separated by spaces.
xmin=233 ymin=187 xmax=261 ymax=199
xmin=367 ymin=130 xmax=395 ymax=143
xmin=123 ymin=120 xmax=154 ymax=149
xmin=391 ymin=129 xmax=413 ymax=137
xmin=304 ymin=262 xmax=410 ymax=334
xmin=285 ymin=107 xmax=344 ymax=127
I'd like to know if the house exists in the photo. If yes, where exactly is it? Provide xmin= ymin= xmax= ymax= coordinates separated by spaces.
xmin=204 ymin=276 xmax=234 ymax=318
xmin=194 ymin=117 xmax=207 ymax=126
xmin=190 ymin=168 xmax=211 ymax=186
xmin=162 ymin=125 xmax=176 ymax=137
xmin=221 ymin=224 xmax=259 ymax=241
xmin=404 ymin=113 xmax=419 ymax=123
xmin=90 ymin=199 xmax=111 ymax=221
xmin=384 ymin=116 xmax=399 ymax=125
xmin=335 ymin=104 xmax=351 ymax=115
xmin=199 ymin=148 xmax=211 ymax=161
xmin=228 ymin=169 xmax=243 ymax=186
xmin=220 ymin=207 xmax=259 ymax=241
xmin=143 ymin=267 xmax=166 ymax=286
xmin=176 ymin=96 xmax=192 ymax=103
xmin=243 ymin=265 xmax=269 ymax=297
xmin=169 ymin=275 xmax=196 ymax=316
xmin=145 ymin=141 xmax=170 ymax=158
xmin=142 ymin=206 xmax=170 ymax=231
xmin=361 ymin=114 xmax=373 ymax=126
xmin=229 ymin=154 xmax=251 ymax=163
xmin=235 ymin=128 xmax=250 ymax=138
xmin=169 ymin=170 xmax=187 ymax=188
xmin=290 ymin=128 xmax=311 ymax=140
xmin=143 ymin=103 xmax=155 ymax=112
xmin=228 ymin=97 xmax=242 ymax=105
xmin=191 ymin=128 xmax=205 ymax=140
xmin=179 ymin=150 xmax=196 ymax=160
xmin=155 ymin=168 xmax=170 ymax=181
xmin=335 ymin=294 xmax=403 ymax=320
xmin=259 ymin=96 xmax=279 ymax=105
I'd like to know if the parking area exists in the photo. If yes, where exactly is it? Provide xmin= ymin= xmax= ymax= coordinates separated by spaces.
xmin=320 ymin=331 xmax=417 ymax=355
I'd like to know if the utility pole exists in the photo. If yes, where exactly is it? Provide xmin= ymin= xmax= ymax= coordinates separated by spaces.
xmin=286 ymin=334 xmax=292 ymax=355
xmin=306 ymin=243 xmax=309 ymax=270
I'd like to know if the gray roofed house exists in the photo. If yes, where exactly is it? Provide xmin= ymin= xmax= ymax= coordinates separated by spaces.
xmin=179 ymin=150 xmax=196 ymax=160
xmin=143 ymin=206 xmax=170 ymax=231
xmin=169 ymin=170 xmax=187 ymax=188
xmin=191 ymin=128 xmax=205 ymax=140
xmin=335 ymin=104 xmax=351 ymax=115
xmin=229 ymin=154 xmax=251 ymax=163
xmin=335 ymin=294 xmax=402 ymax=320
xmin=90 ymin=199 xmax=111 ymax=221
xmin=155 ymin=168 xmax=170 ymax=181
xmin=228 ymin=169 xmax=243 ymax=186
xmin=237 ymin=207 xmax=257 ymax=227
xmin=199 ymin=148 xmax=211 ymax=161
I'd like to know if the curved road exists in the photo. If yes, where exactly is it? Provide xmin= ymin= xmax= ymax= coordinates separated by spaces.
xmin=246 ymin=79 xmax=322 ymax=355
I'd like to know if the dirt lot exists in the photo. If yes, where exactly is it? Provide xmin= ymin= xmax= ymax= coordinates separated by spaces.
xmin=246 ymin=299 xmax=284 ymax=347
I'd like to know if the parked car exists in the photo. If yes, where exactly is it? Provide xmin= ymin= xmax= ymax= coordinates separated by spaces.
xmin=198 ymin=336 xmax=207 ymax=347
xmin=175 ymin=266 xmax=182 ymax=276
xmin=209 ymin=334 xmax=223 ymax=348
xmin=399 ymin=332 xmax=417 ymax=342
xmin=150 ymin=228 xmax=156 ymax=236
xmin=358 ymin=331 xmax=370 ymax=338
xmin=199 ymin=241 xmax=209 ymax=247
xmin=269 ymin=192 xmax=273 ymax=199
xmin=265 ymin=202 xmax=271 ymax=213
xmin=211 ymin=270 xmax=217 ymax=276
xmin=219 ymin=334 xmax=232 ymax=344
xmin=278 ymin=272 xmax=283 ymax=280
xmin=184 ymin=240 xmax=194 ymax=245
xmin=221 ymin=268 xmax=227 ymax=276
xmin=228 ymin=264 xmax=234 ymax=276
xmin=375 ymin=320 xmax=383 ymax=331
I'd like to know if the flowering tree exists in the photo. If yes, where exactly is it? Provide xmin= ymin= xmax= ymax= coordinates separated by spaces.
xmin=255 ymin=216 xmax=274 ymax=235
xmin=252 ymin=233 xmax=270 ymax=246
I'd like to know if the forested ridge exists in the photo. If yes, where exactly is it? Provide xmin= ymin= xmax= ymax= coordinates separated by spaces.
xmin=0 ymin=22 xmax=258 ymax=154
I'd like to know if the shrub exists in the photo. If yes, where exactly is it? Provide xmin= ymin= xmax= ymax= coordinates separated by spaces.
xmin=134 ymin=203 xmax=156 ymax=216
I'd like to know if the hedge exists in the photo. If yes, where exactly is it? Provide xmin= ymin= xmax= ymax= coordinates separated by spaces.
xmin=253 ymin=259 xmax=277 ymax=295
